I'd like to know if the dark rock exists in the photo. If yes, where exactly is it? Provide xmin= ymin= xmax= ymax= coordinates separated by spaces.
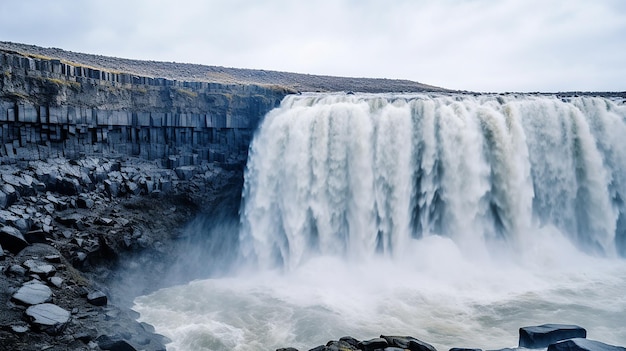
xmin=358 ymin=337 xmax=389 ymax=351
xmin=97 ymin=335 xmax=138 ymax=351
xmin=276 ymin=348 xmax=299 ymax=351
xmin=450 ymin=348 xmax=483 ymax=351
xmin=24 ymin=229 xmax=47 ymax=244
xmin=0 ymin=225 xmax=28 ymax=253
xmin=326 ymin=340 xmax=358 ymax=351
xmin=87 ymin=290 xmax=108 ymax=306
xmin=77 ymin=195 xmax=95 ymax=209
xmin=382 ymin=335 xmax=437 ymax=351
xmin=8 ymin=264 xmax=27 ymax=276
xmin=25 ymin=303 xmax=70 ymax=335
xmin=340 ymin=336 xmax=360 ymax=347
xmin=11 ymin=282 xmax=53 ymax=305
xmin=519 ymin=324 xmax=587 ymax=348
xmin=547 ymin=338 xmax=626 ymax=351
xmin=308 ymin=346 xmax=326 ymax=351
xmin=74 ymin=328 xmax=98 ymax=343
xmin=2 ymin=184 xmax=18 ymax=207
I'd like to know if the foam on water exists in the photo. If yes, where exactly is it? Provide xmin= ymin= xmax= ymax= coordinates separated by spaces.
xmin=134 ymin=94 xmax=626 ymax=351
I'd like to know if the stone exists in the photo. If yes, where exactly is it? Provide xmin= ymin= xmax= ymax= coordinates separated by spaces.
xmin=96 ymin=335 xmax=138 ymax=351
xmin=0 ymin=225 xmax=28 ymax=253
xmin=12 ymin=282 xmax=53 ymax=305
xmin=519 ymin=324 xmax=587 ymax=348
xmin=11 ymin=324 xmax=30 ymax=334
xmin=450 ymin=348 xmax=483 ymax=351
xmin=326 ymin=340 xmax=358 ymax=351
xmin=339 ymin=336 xmax=360 ymax=347
xmin=49 ymin=276 xmax=64 ymax=288
xmin=87 ymin=290 xmax=108 ymax=306
xmin=24 ymin=229 xmax=47 ymax=244
xmin=358 ymin=338 xmax=389 ymax=351
xmin=0 ymin=243 xmax=3 ymax=257
xmin=276 ymin=348 xmax=299 ymax=351
xmin=547 ymin=339 xmax=626 ymax=351
xmin=8 ymin=264 xmax=27 ymax=276
xmin=382 ymin=335 xmax=437 ymax=351
xmin=23 ymin=259 xmax=56 ymax=277
xmin=25 ymin=303 xmax=70 ymax=335
xmin=77 ymin=195 xmax=95 ymax=209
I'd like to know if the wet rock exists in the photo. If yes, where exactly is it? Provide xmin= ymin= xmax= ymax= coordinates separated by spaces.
xmin=87 ymin=290 xmax=108 ymax=306
xmin=0 ymin=225 xmax=29 ymax=253
xmin=25 ymin=303 xmax=70 ymax=335
xmin=276 ymin=348 xmax=298 ymax=351
xmin=547 ymin=338 xmax=626 ymax=351
xmin=326 ymin=340 xmax=358 ymax=350
xmin=519 ymin=324 xmax=587 ymax=348
xmin=340 ymin=336 xmax=360 ymax=347
xmin=0 ymin=243 xmax=4 ymax=258
xmin=97 ymin=335 xmax=138 ymax=351
xmin=382 ymin=335 xmax=438 ymax=351
xmin=450 ymin=348 xmax=483 ymax=351
xmin=12 ymin=282 xmax=53 ymax=305
xmin=77 ymin=194 xmax=95 ymax=209
xmin=358 ymin=337 xmax=389 ymax=351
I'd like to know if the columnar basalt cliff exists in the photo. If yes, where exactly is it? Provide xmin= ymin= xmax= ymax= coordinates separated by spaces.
xmin=0 ymin=49 xmax=289 ymax=169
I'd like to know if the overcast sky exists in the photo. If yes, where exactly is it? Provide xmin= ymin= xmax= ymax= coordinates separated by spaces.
xmin=1 ymin=0 xmax=625 ymax=92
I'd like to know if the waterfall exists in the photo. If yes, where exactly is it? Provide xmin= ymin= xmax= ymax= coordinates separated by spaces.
xmin=240 ymin=93 xmax=626 ymax=269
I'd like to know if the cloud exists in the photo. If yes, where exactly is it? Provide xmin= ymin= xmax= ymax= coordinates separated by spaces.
xmin=1 ymin=0 xmax=624 ymax=92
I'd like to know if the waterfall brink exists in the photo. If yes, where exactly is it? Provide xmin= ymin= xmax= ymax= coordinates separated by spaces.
xmin=240 ymin=93 xmax=626 ymax=269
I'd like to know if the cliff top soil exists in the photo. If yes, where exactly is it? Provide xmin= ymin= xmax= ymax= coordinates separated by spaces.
xmin=0 ymin=41 xmax=447 ymax=93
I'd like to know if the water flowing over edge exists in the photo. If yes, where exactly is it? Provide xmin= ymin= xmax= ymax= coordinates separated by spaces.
xmin=134 ymin=93 xmax=626 ymax=351
xmin=240 ymin=93 xmax=626 ymax=269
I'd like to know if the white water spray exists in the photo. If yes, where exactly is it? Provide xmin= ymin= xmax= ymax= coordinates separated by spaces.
xmin=135 ymin=93 xmax=626 ymax=351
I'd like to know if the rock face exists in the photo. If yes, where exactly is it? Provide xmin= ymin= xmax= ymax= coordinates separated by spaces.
xmin=0 ymin=47 xmax=287 ymax=170
xmin=519 ymin=324 xmax=587 ymax=348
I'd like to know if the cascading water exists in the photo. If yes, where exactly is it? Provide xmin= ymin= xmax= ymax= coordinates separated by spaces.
xmin=134 ymin=93 xmax=626 ymax=351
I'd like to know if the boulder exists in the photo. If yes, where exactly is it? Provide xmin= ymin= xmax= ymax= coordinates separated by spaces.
xmin=12 ymin=282 xmax=53 ymax=305
xmin=519 ymin=324 xmax=587 ymax=348
xmin=547 ymin=338 xmax=625 ymax=351
xmin=325 ymin=340 xmax=358 ymax=351
xmin=0 ymin=225 xmax=29 ymax=253
xmin=450 ymin=348 xmax=483 ymax=351
xmin=96 ymin=335 xmax=138 ymax=351
xmin=382 ymin=335 xmax=437 ymax=351
xmin=25 ymin=303 xmax=70 ymax=335
xmin=358 ymin=337 xmax=389 ymax=351
xmin=87 ymin=290 xmax=108 ymax=306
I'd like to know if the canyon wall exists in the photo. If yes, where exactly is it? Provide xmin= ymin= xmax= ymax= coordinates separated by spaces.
xmin=0 ymin=50 xmax=290 ymax=168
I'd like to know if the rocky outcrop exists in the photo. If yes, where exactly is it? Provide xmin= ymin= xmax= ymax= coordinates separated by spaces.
xmin=0 ymin=47 xmax=289 ymax=169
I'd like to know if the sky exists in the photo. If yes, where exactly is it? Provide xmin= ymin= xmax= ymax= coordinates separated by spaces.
xmin=1 ymin=0 xmax=625 ymax=92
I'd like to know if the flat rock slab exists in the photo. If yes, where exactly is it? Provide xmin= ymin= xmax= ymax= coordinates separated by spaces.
xmin=12 ymin=282 xmax=52 ymax=305
xmin=519 ymin=324 xmax=587 ymax=348
xmin=548 ymin=338 xmax=626 ymax=351
xmin=25 ymin=303 xmax=70 ymax=335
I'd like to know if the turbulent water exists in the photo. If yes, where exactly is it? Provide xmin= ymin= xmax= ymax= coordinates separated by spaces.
xmin=134 ymin=93 xmax=626 ymax=351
